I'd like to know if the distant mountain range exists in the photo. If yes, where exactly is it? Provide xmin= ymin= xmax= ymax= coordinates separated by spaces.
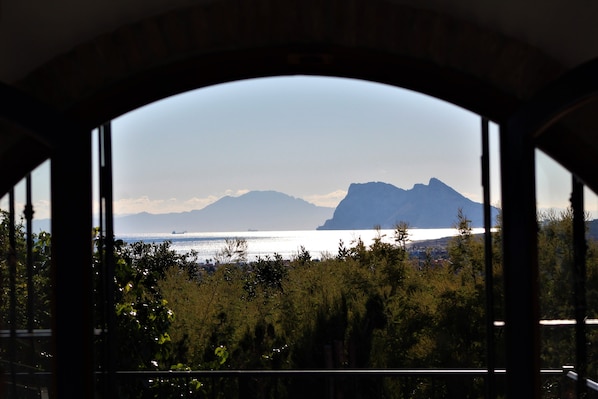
xmin=114 ymin=191 xmax=334 ymax=234
xmin=318 ymin=178 xmax=499 ymax=230
xmin=31 ymin=178 xmax=501 ymax=234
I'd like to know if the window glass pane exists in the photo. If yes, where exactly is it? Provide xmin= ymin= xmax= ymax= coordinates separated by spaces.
xmin=535 ymin=149 xmax=578 ymax=374
xmin=0 ymin=159 xmax=53 ymax=395
xmin=101 ymin=76 xmax=499 ymax=396
xmin=584 ymin=186 xmax=598 ymax=385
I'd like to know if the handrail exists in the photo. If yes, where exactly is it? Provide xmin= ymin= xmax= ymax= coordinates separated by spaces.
xmin=112 ymin=368 xmax=565 ymax=378
xmin=5 ymin=368 xmax=567 ymax=377
xmin=565 ymin=370 xmax=598 ymax=392
xmin=494 ymin=319 xmax=598 ymax=327
xmin=7 ymin=320 xmax=597 ymax=338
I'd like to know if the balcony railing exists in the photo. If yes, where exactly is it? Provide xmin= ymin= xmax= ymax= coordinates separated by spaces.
xmin=4 ymin=367 xmax=586 ymax=399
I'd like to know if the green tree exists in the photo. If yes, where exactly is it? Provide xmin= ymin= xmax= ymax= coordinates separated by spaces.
xmin=101 ymin=238 xmax=205 ymax=397
xmin=12 ymin=206 xmax=598 ymax=397
xmin=393 ymin=221 xmax=410 ymax=251
xmin=448 ymin=208 xmax=484 ymax=284
xmin=215 ymin=237 xmax=248 ymax=264
xmin=0 ymin=211 xmax=53 ymax=379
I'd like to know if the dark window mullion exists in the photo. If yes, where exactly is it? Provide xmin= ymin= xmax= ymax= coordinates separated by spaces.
xmin=8 ymin=188 xmax=18 ymax=398
xmin=571 ymin=175 xmax=587 ymax=398
xmin=481 ymin=117 xmax=496 ymax=398
xmin=98 ymin=122 xmax=117 ymax=397
xmin=24 ymin=173 xmax=35 ymax=333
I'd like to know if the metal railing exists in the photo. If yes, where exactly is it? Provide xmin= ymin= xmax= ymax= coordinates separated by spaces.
xmin=566 ymin=369 xmax=598 ymax=392
xmin=5 ymin=366 xmax=598 ymax=399
xmin=106 ymin=367 xmax=575 ymax=398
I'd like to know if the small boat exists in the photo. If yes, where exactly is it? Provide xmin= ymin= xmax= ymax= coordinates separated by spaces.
xmin=172 ymin=230 xmax=187 ymax=234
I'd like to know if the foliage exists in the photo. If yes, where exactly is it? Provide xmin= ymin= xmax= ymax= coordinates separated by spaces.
xmin=5 ymin=207 xmax=598 ymax=398
xmin=0 ymin=210 xmax=53 ymax=378
xmin=148 ymin=215 xmax=501 ymax=398
xmin=536 ymin=208 xmax=598 ymax=382
xmin=92 ymin=237 xmax=203 ymax=398
xmin=215 ymin=237 xmax=248 ymax=264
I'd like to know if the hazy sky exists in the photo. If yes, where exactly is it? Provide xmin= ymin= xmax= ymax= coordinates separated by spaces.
xmin=3 ymin=74 xmax=595 ymax=220
xmin=108 ymin=75 xmax=497 ymax=215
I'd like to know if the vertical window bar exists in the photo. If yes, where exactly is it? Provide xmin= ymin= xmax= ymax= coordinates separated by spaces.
xmin=96 ymin=127 xmax=106 ymax=376
xmin=24 ymin=173 xmax=34 ymax=333
xmin=8 ymin=188 xmax=17 ymax=398
xmin=98 ymin=122 xmax=116 ymax=396
xmin=97 ymin=125 xmax=107 ymax=392
xmin=571 ymin=175 xmax=587 ymax=398
xmin=24 ymin=173 xmax=37 ymax=392
xmin=50 ymin=124 xmax=94 ymax=398
xmin=500 ymin=117 xmax=540 ymax=398
xmin=481 ymin=117 xmax=496 ymax=399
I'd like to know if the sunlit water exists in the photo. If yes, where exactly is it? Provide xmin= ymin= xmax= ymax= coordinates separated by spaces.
xmin=117 ymin=228 xmax=485 ymax=263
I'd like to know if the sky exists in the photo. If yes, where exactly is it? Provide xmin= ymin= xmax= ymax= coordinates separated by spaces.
xmin=3 ymin=74 xmax=596 ymax=221
xmin=108 ymin=75 xmax=497 ymax=216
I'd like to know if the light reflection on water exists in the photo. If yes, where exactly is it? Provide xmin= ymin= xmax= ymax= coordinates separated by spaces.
xmin=117 ymin=228 xmax=485 ymax=262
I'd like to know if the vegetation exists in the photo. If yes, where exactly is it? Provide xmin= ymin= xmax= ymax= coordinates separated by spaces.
xmin=1 ymin=208 xmax=598 ymax=398
xmin=0 ymin=210 xmax=53 ymax=381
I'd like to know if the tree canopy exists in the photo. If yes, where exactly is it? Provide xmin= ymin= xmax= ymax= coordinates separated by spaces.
xmin=1 ymin=208 xmax=597 ymax=398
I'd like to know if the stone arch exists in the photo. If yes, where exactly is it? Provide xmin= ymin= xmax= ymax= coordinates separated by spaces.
xmin=16 ymin=0 xmax=563 ymax=131
xmin=2 ymin=3 xmax=577 ymax=398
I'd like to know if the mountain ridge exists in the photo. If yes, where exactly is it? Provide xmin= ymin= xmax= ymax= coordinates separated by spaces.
xmin=317 ymin=178 xmax=499 ymax=229
xmin=30 ymin=178 xmax=500 ymax=234
xmin=114 ymin=190 xmax=334 ymax=234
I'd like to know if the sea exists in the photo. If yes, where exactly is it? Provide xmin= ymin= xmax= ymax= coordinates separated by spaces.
xmin=116 ymin=228 xmax=486 ymax=263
